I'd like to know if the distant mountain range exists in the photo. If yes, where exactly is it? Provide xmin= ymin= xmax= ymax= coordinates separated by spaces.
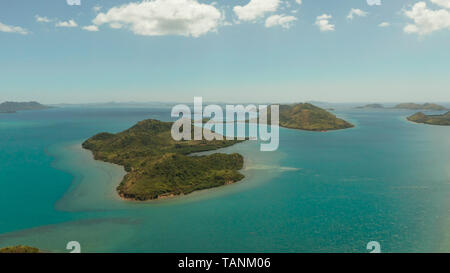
xmin=0 ymin=102 xmax=51 ymax=113
xmin=355 ymin=103 xmax=447 ymax=111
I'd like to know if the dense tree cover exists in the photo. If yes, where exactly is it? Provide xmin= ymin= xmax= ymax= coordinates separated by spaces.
xmin=272 ymin=103 xmax=354 ymax=131
xmin=83 ymin=119 xmax=245 ymax=201
xmin=407 ymin=111 xmax=450 ymax=126
xmin=0 ymin=246 xmax=40 ymax=253
xmin=394 ymin=103 xmax=447 ymax=111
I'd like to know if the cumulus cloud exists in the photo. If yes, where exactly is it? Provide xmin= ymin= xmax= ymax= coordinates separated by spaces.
xmin=315 ymin=14 xmax=335 ymax=32
xmin=92 ymin=0 xmax=222 ymax=37
xmin=265 ymin=14 xmax=297 ymax=28
xmin=347 ymin=8 xmax=368 ymax=20
xmin=0 ymin=21 xmax=29 ymax=35
xmin=82 ymin=25 xmax=99 ymax=32
xmin=403 ymin=2 xmax=450 ymax=35
xmin=56 ymin=19 xmax=78 ymax=28
xmin=35 ymin=15 xmax=51 ymax=23
xmin=233 ymin=0 xmax=280 ymax=21
xmin=378 ymin=22 xmax=390 ymax=27
xmin=430 ymin=0 xmax=450 ymax=9
xmin=295 ymin=0 xmax=302 ymax=4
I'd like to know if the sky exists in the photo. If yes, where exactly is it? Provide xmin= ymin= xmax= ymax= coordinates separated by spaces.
xmin=0 ymin=0 xmax=450 ymax=104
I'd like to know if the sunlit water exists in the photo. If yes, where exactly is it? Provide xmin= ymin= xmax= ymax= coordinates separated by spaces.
xmin=0 ymin=106 xmax=449 ymax=252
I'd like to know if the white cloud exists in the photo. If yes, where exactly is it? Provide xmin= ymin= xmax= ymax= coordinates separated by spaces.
xmin=347 ymin=8 xmax=368 ymax=20
xmin=92 ymin=0 xmax=222 ymax=37
xmin=265 ymin=14 xmax=297 ymax=28
xmin=378 ymin=22 xmax=390 ymax=27
xmin=367 ymin=0 xmax=381 ymax=6
xmin=0 ymin=21 xmax=29 ymax=35
xmin=82 ymin=25 xmax=99 ymax=32
xmin=295 ymin=0 xmax=302 ymax=4
xmin=403 ymin=2 xmax=450 ymax=35
xmin=56 ymin=19 xmax=78 ymax=28
xmin=93 ymin=5 xmax=102 ymax=12
xmin=233 ymin=0 xmax=280 ymax=21
xmin=430 ymin=0 xmax=450 ymax=9
xmin=315 ymin=14 xmax=335 ymax=32
xmin=35 ymin=15 xmax=51 ymax=23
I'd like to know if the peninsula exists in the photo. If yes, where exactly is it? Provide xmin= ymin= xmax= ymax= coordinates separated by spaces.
xmin=0 ymin=101 xmax=51 ymax=113
xmin=83 ymin=119 xmax=245 ymax=201
xmin=407 ymin=111 xmax=450 ymax=126
xmin=275 ymin=103 xmax=354 ymax=131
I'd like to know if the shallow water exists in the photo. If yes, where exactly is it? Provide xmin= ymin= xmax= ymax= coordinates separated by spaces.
xmin=0 ymin=106 xmax=449 ymax=252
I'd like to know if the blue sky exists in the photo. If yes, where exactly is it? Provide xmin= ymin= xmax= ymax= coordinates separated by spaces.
xmin=0 ymin=0 xmax=449 ymax=103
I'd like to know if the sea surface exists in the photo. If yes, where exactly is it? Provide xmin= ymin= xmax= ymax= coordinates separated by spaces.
xmin=0 ymin=105 xmax=449 ymax=253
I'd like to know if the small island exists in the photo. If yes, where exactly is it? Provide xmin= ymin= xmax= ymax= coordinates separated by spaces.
xmin=275 ymin=103 xmax=354 ymax=131
xmin=0 ymin=245 xmax=40 ymax=253
xmin=407 ymin=111 xmax=450 ymax=126
xmin=355 ymin=103 xmax=385 ymax=109
xmin=83 ymin=119 xmax=245 ymax=201
xmin=394 ymin=103 xmax=447 ymax=111
xmin=0 ymin=101 xmax=51 ymax=113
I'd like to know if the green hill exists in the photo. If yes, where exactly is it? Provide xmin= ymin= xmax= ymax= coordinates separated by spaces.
xmin=273 ymin=103 xmax=354 ymax=131
xmin=407 ymin=111 xmax=450 ymax=126
xmin=0 ymin=101 xmax=51 ymax=113
xmin=83 ymin=119 xmax=245 ymax=201
xmin=394 ymin=103 xmax=447 ymax=111
xmin=0 ymin=245 xmax=40 ymax=253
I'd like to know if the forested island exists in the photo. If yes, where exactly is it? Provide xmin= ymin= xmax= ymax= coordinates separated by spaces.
xmin=0 ymin=245 xmax=40 ymax=253
xmin=0 ymin=101 xmax=51 ymax=113
xmin=83 ymin=103 xmax=352 ymax=200
xmin=275 ymin=103 xmax=354 ymax=131
xmin=407 ymin=112 xmax=450 ymax=126
xmin=355 ymin=103 xmax=385 ymax=109
xmin=83 ymin=119 xmax=245 ymax=201
xmin=394 ymin=103 xmax=447 ymax=111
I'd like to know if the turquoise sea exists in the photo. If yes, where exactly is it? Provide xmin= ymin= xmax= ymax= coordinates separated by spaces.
xmin=0 ymin=106 xmax=449 ymax=253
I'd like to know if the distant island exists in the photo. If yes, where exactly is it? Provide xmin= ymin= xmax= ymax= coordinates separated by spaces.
xmin=275 ymin=103 xmax=354 ymax=131
xmin=407 ymin=111 xmax=450 ymax=126
xmin=0 ymin=245 xmax=40 ymax=253
xmin=394 ymin=103 xmax=447 ymax=111
xmin=355 ymin=103 xmax=385 ymax=109
xmin=83 ymin=119 xmax=245 ymax=201
xmin=0 ymin=101 xmax=51 ymax=113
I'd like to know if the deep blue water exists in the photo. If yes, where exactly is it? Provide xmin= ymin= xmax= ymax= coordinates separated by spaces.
xmin=0 ymin=106 xmax=449 ymax=252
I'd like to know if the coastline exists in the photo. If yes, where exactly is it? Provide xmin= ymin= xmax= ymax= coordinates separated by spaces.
xmin=51 ymin=135 xmax=287 ymax=208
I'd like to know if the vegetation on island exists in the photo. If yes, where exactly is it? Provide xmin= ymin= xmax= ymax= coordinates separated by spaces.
xmin=355 ymin=103 xmax=385 ymax=109
xmin=271 ymin=103 xmax=354 ymax=131
xmin=407 ymin=111 xmax=450 ymax=126
xmin=83 ymin=119 xmax=245 ymax=201
xmin=0 ymin=245 xmax=40 ymax=253
xmin=394 ymin=103 xmax=447 ymax=111
xmin=0 ymin=101 xmax=51 ymax=113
